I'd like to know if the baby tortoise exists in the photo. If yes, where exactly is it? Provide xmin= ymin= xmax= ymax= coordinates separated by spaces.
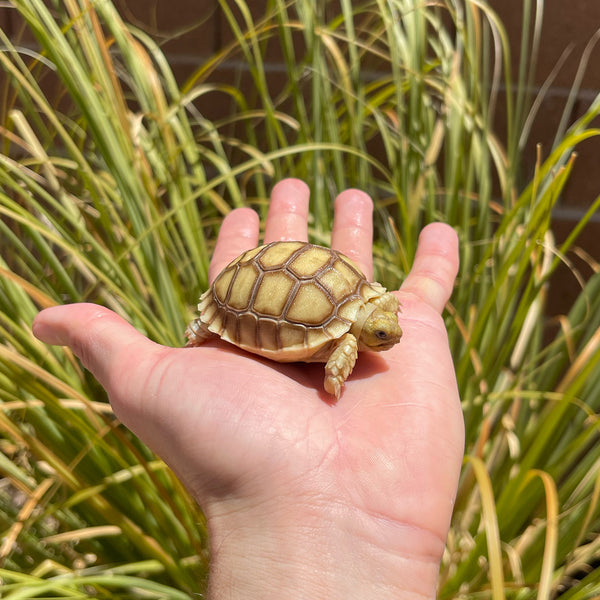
xmin=185 ymin=241 xmax=401 ymax=399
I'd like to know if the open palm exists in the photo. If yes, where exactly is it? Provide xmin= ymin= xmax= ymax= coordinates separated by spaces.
xmin=34 ymin=179 xmax=464 ymax=599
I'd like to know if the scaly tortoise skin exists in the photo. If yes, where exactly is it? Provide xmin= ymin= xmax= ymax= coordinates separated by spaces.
xmin=185 ymin=241 xmax=402 ymax=399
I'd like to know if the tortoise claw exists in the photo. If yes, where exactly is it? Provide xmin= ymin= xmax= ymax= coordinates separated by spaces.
xmin=324 ymin=333 xmax=358 ymax=400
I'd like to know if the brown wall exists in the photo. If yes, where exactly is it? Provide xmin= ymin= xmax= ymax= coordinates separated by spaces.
xmin=489 ymin=1 xmax=600 ymax=314
xmin=1 ymin=1 xmax=598 ymax=312
xmin=491 ymin=0 xmax=600 ymax=209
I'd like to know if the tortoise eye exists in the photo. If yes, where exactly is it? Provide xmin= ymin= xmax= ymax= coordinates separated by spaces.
xmin=375 ymin=330 xmax=387 ymax=340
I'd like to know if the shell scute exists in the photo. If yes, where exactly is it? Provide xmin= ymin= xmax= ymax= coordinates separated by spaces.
xmin=336 ymin=297 xmax=363 ymax=321
xmin=324 ymin=318 xmax=351 ymax=339
xmin=279 ymin=322 xmax=306 ymax=348
xmin=223 ymin=312 xmax=239 ymax=342
xmin=201 ymin=297 xmax=219 ymax=323
xmin=286 ymin=282 xmax=335 ymax=325
xmin=359 ymin=281 xmax=387 ymax=302
xmin=213 ymin=267 xmax=235 ymax=304
xmin=237 ymin=312 xmax=259 ymax=348
xmin=253 ymin=271 xmax=295 ymax=316
xmin=237 ymin=246 xmax=263 ymax=266
xmin=318 ymin=268 xmax=356 ymax=302
xmin=258 ymin=241 xmax=305 ymax=269
xmin=288 ymin=246 xmax=333 ymax=278
xmin=226 ymin=265 xmax=259 ymax=310
xmin=210 ymin=312 xmax=224 ymax=335
xmin=306 ymin=327 xmax=330 ymax=348
xmin=331 ymin=259 xmax=363 ymax=290
xmin=257 ymin=318 xmax=279 ymax=351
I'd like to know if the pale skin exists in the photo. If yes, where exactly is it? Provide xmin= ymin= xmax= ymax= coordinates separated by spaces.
xmin=32 ymin=178 xmax=464 ymax=600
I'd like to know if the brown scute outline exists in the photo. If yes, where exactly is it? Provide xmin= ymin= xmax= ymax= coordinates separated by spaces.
xmin=204 ymin=242 xmax=373 ymax=352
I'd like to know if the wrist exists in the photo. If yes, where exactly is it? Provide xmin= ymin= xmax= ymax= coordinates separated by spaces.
xmin=205 ymin=498 xmax=444 ymax=600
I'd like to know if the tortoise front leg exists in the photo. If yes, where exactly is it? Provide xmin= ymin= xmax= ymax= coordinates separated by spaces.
xmin=324 ymin=333 xmax=358 ymax=400
xmin=185 ymin=318 xmax=215 ymax=347
xmin=372 ymin=291 xmax=400 ymax=313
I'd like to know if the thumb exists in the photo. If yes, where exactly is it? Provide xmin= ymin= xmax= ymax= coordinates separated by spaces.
xmin=32 ymin=303 xmax=164 ymax=414
xmin=33 ymin=303 xmax=221 ymax=495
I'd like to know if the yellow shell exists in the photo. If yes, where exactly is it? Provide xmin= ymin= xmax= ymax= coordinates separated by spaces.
xmin=196 ymin=241 xmax=388 ymax=362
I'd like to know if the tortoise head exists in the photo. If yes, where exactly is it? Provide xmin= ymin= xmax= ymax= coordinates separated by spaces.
xmin=356 ymin=308 xmax=402 ymax=352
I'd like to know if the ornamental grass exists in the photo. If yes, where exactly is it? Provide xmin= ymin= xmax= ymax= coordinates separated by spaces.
xmin=1 ymin=0 xmax=599 ymax=597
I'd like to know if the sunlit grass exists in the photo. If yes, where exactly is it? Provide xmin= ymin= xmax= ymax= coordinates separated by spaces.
xmin=1 ymin=0 xmax=600 ymax=597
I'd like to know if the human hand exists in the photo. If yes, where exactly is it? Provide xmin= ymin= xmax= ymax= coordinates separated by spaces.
xmin=33 ymin=178 xmax=464 ymax=600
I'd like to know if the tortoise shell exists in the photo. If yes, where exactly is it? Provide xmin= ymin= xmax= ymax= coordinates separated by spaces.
xmin=195 ymin=241 xmax=389 ymax=362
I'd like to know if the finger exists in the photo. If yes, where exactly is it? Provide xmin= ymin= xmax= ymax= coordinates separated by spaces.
xmin=400 ymin=223 xmax=459 ymax=313
xmin=209 ymin=208 xmax=260 ymax=283
xmin=331 ymin=189 xmax=373 ymax=280
xmin=32 ymin=303 xmax=162 ymax=404
xmin=263 ymin=178 xmax=310 ymax=243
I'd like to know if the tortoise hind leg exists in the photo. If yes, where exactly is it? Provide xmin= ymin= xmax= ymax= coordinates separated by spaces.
xmin=185 ymin=318 xmax=215 ymax=347
xmin=324 ymin=333 xmax=358 ymax=400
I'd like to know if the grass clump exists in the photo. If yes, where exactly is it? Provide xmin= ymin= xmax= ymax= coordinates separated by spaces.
xmin=0 ymin=0 xmax=599 ymax=597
